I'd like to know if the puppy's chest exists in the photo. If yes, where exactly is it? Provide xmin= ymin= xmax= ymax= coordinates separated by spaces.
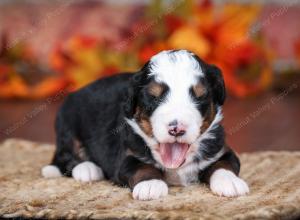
xmin=163 ymin=166 xmax=199 ymax=186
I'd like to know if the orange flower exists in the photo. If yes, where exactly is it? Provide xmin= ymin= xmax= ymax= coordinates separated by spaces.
xmin=217 ymin=41 xmax=272 ymax=98
xmin=295 ymin=39 xmax=300 ymax=63
xmin=138 ymin=41 xmax=169 ymax=63
xmin=168 ymin=26 xmax=210 ymax=58
xmin=164 ymin=14 xmax=185 ymax=35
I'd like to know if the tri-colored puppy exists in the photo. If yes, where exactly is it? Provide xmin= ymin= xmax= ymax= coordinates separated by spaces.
xmin=42 ymin=50 xmax=249 ymax=200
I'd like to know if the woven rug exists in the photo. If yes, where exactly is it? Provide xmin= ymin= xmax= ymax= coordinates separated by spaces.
xmin=0 ymin=139 xmax=299 ymax=220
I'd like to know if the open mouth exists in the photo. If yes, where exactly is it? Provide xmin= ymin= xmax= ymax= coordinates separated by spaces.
xmin=159 ymin=142 xmax=190 ymax=169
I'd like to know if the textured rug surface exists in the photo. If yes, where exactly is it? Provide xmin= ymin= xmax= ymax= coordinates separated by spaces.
xmin=0 ymin=139 xmax=299 ymax=220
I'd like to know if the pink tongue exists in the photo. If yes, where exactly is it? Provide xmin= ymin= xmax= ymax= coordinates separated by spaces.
xmin=159 ymin=143 xmax=189 ymax=169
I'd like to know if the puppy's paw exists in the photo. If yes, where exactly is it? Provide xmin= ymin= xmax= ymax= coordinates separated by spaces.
xmin=210 ymin=169 xmax=249 ymax=197
xmin=72 ymin=161 xmax=104 ymax=182
xmin=42 ymin=165 xmax=62 ymax=178
xmin=132 ymin=179 xmax=168 ymax=200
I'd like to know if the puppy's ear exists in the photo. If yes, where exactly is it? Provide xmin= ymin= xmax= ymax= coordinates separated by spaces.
xmin=206 ymin=64 xmax=226 ymax=106
xmin=123 ymin=68 xmax=147 ymax=118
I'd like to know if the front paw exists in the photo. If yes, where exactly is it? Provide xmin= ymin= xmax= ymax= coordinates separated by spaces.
xmin=72 ymin=161 xmax=104 ymax=182
xmin=132 ymin=179 xmax=168 ymax=200
xmin=210 ymin=169 xmax=249 ymax=197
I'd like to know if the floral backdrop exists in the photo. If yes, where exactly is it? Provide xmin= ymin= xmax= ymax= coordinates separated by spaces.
xmin=0 ymin=0 xmax=299 ymax=99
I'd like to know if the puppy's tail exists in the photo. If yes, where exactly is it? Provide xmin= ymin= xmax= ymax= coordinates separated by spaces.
xmin=42 ymin=102 xmax=82 ymax=178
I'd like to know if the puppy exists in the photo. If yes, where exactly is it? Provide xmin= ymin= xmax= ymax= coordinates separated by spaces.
xmin=42 ymin=50 xmax=249 ymax=200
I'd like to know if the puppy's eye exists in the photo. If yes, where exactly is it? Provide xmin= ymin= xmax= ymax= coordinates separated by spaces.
xmin=192 ymin=83 xmax=206 ymax=98
xmin=148 ymin=82 xmax=164 ymax=97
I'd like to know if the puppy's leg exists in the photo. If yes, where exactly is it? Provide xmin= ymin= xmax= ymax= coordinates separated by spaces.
xmin=42 ymin=112 xmax=82 ymax=178
xmin=201 ymin=148 xmax=249 ymax=197
xmin=42 ymin=132 xmax=81 ymax=178
xmin=43 ymin=132 xmax=104 ymax=182
xmin=119 ymin=156 xmax=168 ymax=200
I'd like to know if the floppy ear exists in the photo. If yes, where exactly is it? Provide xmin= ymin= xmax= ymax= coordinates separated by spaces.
xmin=123 ymin=70 xmax=146 ymax=118
xmin=206 ymin=64 xmax=226 ymax=106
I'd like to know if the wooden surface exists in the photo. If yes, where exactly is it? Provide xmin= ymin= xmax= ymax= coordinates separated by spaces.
xmin=0 ymin=91 xmax=299 ymax=153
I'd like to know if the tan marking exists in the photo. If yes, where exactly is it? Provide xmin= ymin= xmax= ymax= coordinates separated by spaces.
xmin=200 ymin=102 xmax=216 ymax=133
xmin=129 ymin=165 xmax=163 ymax=188
xmin=134 ymin=107 xmax=153 ymax=136
xmin=139 ymin=118 xmax=153 ymax=136
xmin=193 ymin=83 xmax=206 ymax=97
xmin=148 ymin=81 xmax=164 ymax=97
xmin=163 ymin=170 xmax=183 ymax=186
xmin=73 ymin=139 xmax=88 ymax=160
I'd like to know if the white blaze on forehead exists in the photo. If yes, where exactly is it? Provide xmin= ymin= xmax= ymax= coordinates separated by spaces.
xmin=148 ymin=50 xmax=204 ymax=145
xmin=149 ymin=50 xmax=203 ymax=86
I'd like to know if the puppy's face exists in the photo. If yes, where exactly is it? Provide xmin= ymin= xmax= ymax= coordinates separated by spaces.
xmin=125 ymin=50 xmax=225 ymax=169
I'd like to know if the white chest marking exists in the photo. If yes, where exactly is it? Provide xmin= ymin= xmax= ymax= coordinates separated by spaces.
xmin=165 ymin=148 xmax=225 ymax=186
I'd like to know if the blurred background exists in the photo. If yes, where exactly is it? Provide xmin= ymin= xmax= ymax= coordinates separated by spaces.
xmin=0 ymin=0 xmax=299 ymax=152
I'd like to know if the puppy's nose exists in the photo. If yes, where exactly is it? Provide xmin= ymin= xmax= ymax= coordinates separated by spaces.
xmin=168 ymin=120 xmax=178 ymax=127
xmin=168 ymin=120 xmax=186 ymax=137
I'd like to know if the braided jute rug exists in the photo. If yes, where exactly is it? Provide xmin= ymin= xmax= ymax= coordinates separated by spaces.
xmin=0 ymin=139 xmax=299 ymax=220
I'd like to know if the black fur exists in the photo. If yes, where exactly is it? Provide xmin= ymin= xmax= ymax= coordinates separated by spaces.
xmin=192 ymin=55 xmax=226 ymax=106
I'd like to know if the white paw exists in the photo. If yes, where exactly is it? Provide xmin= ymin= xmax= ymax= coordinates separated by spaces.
xmin=41 ymin=165 xmax=62 ymax=178
xmin=72 ymin=161 xmax=104 ymax=182
xmin=210 ymin=169 xmax=249 ymax=197
xmin=132 ymin=179 xmax=168 ymax=200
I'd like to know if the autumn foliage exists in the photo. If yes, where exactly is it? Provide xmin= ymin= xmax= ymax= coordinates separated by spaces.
xmin=0 ymin=1 xmax=281 ymax=99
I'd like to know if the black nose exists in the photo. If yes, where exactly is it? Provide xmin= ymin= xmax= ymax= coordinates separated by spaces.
xmin=168 ymin=127 xmax=186 ymax=137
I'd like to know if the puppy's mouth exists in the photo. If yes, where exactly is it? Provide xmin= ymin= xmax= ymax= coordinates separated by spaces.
xmin=159 ymin=142 xmax=190 ymax=169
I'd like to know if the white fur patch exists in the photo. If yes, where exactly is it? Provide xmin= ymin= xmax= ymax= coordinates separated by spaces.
xmin=72 ymin=161 xmax=104 ymax=182
xmin=149 ymin=50 xmax=204 ymax=145
xmin=132 ymin=179 xmax=168 ymax=200
xmin=176 ymin=146 xmax=225 ymax=186
xmin=182 ymin=107 xmax=223 ymax=166
xmin=210 ymin=169 xmax=249 ymax=197
xmin=150 ymin=50 xmax=203 ymax=81
xmin=41 ymin=165 xmax=62 ymax=178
